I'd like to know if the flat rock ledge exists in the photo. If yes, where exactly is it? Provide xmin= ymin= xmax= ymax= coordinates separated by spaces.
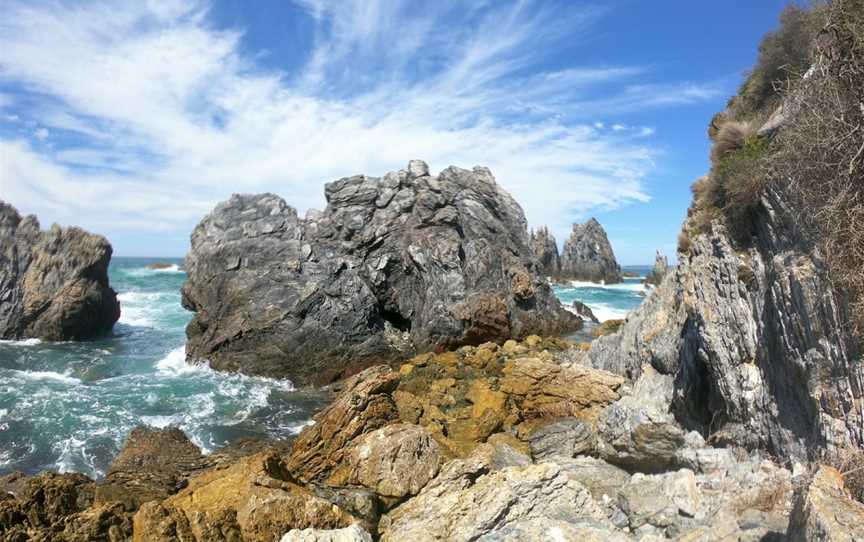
xmin=181 ymin=160 xmax=579 ymax=385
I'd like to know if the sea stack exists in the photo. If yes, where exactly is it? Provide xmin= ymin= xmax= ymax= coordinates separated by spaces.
xmin=182 ymin=160 xmax=580 ymax=385
xmin=643 ymin=250 xmax=669 ymax=287
xmin=0 ymin=200 xmax=120 ymax=340
xmin=558 ymin=218 xmax=622 ymax=284
xmin=529 ymin=227 xmax=560 ymax=277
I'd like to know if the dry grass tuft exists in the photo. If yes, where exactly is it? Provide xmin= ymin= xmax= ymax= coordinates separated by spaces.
xmin=826 ymin=447 xmax=864 ymax=503
xmin=710 ymin=120 xmax=754 ymax=164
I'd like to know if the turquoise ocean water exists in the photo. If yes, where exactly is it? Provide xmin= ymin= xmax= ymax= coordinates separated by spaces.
xmin=0 ymin=259 xmax=648 ymax=479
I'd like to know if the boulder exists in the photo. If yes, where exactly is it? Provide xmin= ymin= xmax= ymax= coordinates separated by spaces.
xmin=595 ymin=366 xmax=688 ymax=471
xmin=379 ymin=443 xmax=609 ymax=541
xmin=286 ymin=366 xmax=401 ymax=483
xmin=528 ymin=226 xmax=559 ymax=277
xmin=557 ymin=218 xmax=622 ymax=284
xmin=332 ymin=423 xmax=441 ymax=499
xmin=787 ymin=465 xmax=864 ymax=541
xmin=528 ymin=418 xmax=595 ymax=460
xmin=281 ymin=525 xmax=373 ymax=542
xmin=132 ymin=452 xmax=363 ymax=542
xmin=96 ymin=426 xmax=206 ymax=511
xmin=181 ymin=161 xmax=579 ymax=384
xmin=571 ymin=300 xmax=599 ymax=324
xmin=0 ymin=200 xmax=119 ymax=340
xmin=617 ymin=469 xmax=703 ymax=537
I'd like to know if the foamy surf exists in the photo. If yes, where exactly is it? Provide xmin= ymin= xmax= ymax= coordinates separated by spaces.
xmin=0 ymin=337 xmax=42 ymax=346
xmin=11 ymin=370 xmax=82 ymax=385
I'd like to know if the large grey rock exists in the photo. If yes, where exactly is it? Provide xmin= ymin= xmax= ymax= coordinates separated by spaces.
xmin=595 ymin=366 xmax=688 ymax=471
xmin=787 ymin=466 xmax=864 ymax=541
xmin=528 ymin=418 xmax=595 ymax=460
xmin=0 ymin=200 xmax=119 ymax=340
xmin=181 ymin=161 xmax=579 ymax=384
xmin=588 ymin=184 xmax=864 ymax=459
xmin=529 ymin=226 xmax=559 ymax=277
xmin=379 ymin=448 xmax=609 ymax=541
xmin=558 ymin=218 xmax=622 ymax=284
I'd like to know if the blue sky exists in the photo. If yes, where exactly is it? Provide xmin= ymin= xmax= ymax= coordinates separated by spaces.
xmin=0 ymin=0 xmax=796 ymax=263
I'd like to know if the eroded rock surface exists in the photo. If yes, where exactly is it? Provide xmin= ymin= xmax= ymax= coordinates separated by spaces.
xmin=181 ymin=161 xmax=579 ymax=384
xmin=0 ymin=200 xmax=119 ymax=341
xmin=787 ymin=466 xmax=864 ymax=541
xmin=558 ymin=218 xmax=622 ymax=284
xmin=529 ymin=226 xmax=559 ymax=277
xmin=587 ymin=185 xmax=864 ymax=458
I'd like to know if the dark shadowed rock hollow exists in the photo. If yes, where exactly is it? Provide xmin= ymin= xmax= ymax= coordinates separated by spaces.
xmin=558 ymin=218 xmax=622 ymax=284
xmin=181 ymin=161 xmax=580 ymax=385
xmin=0 ymin=200 xmax=120 ymax=341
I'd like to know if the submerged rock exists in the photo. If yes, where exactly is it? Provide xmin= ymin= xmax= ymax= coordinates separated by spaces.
xmin=558 ymin=218 xmax=622 ymax=284
xmin=0 ymin=200 xmax=120 ymax=340
xmin=181 ymin=161 xmax=579 ymax=384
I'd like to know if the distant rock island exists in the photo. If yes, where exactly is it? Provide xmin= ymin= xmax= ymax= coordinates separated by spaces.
xmin=530 ymin=219 xmax=623 ymax=284
xmin=181 ymin=161 xmax=580 ymax=385
xmin=0 ymin=200 xmax=119 ymax=340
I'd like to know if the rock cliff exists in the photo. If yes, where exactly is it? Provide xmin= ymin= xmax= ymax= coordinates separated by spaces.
xmin=0 ymin=200 xmax=119 ymax=340
xmin=528 ymin=227 xmax=559 ymax=277
xmin=558 ymin=218 xmax=622 ymax=284
xmin=181 ymin=161 xmax=579 ymax=385
xmin=587 ymin=180 xmax=864 ymax=461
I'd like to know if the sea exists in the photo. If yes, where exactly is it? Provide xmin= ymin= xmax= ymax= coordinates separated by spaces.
xmin=0 ymin=259 xmax=650 ymax=479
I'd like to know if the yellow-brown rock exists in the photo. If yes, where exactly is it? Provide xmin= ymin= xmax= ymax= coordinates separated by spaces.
xmin=132 ymin=452 xmax=359 ymax=542
xmin=287 ymin=366 xmax=400 ymax=483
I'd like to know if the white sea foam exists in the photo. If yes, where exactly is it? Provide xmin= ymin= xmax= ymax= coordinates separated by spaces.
xmin=566 ymin=279 xmax=647 ymax=293
xmin=154 ymin=346 xmax=210 ymax=376
xmin=150 ymin=264 xmax=183 ymax=273
xmin=0 ymin=337 xmax=42 ymax=346
xmin=13 ymin=370 xmax=82 ymax=385
xmin=588 ymin=303 xmax=631 ymax=322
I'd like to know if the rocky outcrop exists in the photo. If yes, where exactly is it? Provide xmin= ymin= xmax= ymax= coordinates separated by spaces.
xmin=586 ymin=183 xmax=864 ymax=459
xmin=558 ymin=218 xmax=622 ymax=284
xmin=643 ymin=250 xmax=669 ymax=287
xmin=181 ymin=161 xmax=579 ymax=384
xmin=0 ymin=200 xmax=119 ymax=341
xmin=133 ymin=452 xmax=364 ymax=542
xmin=787 ymin=466 xmax=864 ymax=541
xmin=528 ymin=226 xmax=559 ymax=277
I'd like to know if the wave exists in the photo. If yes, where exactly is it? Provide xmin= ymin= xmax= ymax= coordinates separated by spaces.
xmin=11 ymin=369 xmax=82 ymax=385
xmin=564 ymin=279 xmax=647 ymax=293
xmin=0 ymin=337 xmax=42 ymax=346
xmin=154 ymin=346 xmax=211 ymax=376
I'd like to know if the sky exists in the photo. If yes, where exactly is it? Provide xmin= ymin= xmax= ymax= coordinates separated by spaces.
xmin=0 ymin=0 xmax=798 ymax=263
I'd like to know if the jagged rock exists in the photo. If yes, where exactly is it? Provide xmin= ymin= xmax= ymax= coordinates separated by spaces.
xmin=555 ymin=456 xmax=631 ymax=503
xmin=62 ymin=502 xmax=133 ymax=542
xmin=281 ymin=524 xmax=373 ymax=542
xmin=528 ymin=418 xmax=595 ymax=460
xmin=332 ymin=423 xmax=441 ymax=499
xmin=500 ymin=356 xmax=623 ymax=424
xmin=379 ymin=443 xmax=609 ymax=541
xmin=132 ymin=452 xmax=363 ymax=542
xmin=286 ymin=366 xmax=401 ymax=483
xmin=787 ymin=466 xmax=864 ymax=541
xmin=588 ymin=185 xmax=864 ymax=458
xmin=643 ymin=250 xmax=669 ymax=287
xmin=529 ymin=226 xmax=559 ymax=277
xmin=558 ymin=218 xmax=622 ymax=284
xmin=96 ymin=426 xmax=206 ymax=511
xmin=181 ymin=161 xmax=579 ymax=384
xmin=0 ymin=471 xmax=95 ymax=538
xmin=570 ymin=300 xmax=599 ymax=323
xmin=618 ymin=469 xmax=703 ymax=537
xmin=0 ymin=200 xmax=119 ymax=340
xmin=595 ymin=366 xmax=688 ymax=471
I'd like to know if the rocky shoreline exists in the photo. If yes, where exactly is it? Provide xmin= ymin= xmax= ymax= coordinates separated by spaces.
xmin=2 ymin=336 xmax=861 ymax=541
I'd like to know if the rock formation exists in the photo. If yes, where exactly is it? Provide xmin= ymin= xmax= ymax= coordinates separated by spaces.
xmin=528 ymin=227 xmax=559 ymax=277
xmin=181 ymin=161 xmax=579 ymax=385
xmin=0 ymin=200 xmax=120 ymax=340
xmin=558 ymin=218 xmax=623 ymax=284
xmin=643 ymin=250 xmax=669 ymax=287
xmin=586 ymin=183 xmax=864 ymax=460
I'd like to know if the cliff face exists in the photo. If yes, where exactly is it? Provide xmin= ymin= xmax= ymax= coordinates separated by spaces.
xmin=0 ymin=201 xmax=119 ymax=341
xmin=528 ymin=227 xmax=559 ymax=277
xmin=558 ymin=218 xmax=622 ymax=284
xmin=182 ymin=161 xmax=580 ymax=385
xmin=588 ymin=184 xmax=864 ymax=459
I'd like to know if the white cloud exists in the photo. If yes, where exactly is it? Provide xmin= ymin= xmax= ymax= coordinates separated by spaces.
xmin=33 ymin=127 xmax=49 ymax=140
xmin=611 ymin=123 xmax=626 ymax=131
xmin=0 ymin=0 xmax=718 ymax=253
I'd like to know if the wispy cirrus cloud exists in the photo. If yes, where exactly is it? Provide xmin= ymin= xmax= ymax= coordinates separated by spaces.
xmin=0 ymin=0 xmax=721 ymax=254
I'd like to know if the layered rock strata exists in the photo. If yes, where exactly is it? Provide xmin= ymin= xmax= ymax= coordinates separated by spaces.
xmin=558 ymin=218 xmax=623 ymax=284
